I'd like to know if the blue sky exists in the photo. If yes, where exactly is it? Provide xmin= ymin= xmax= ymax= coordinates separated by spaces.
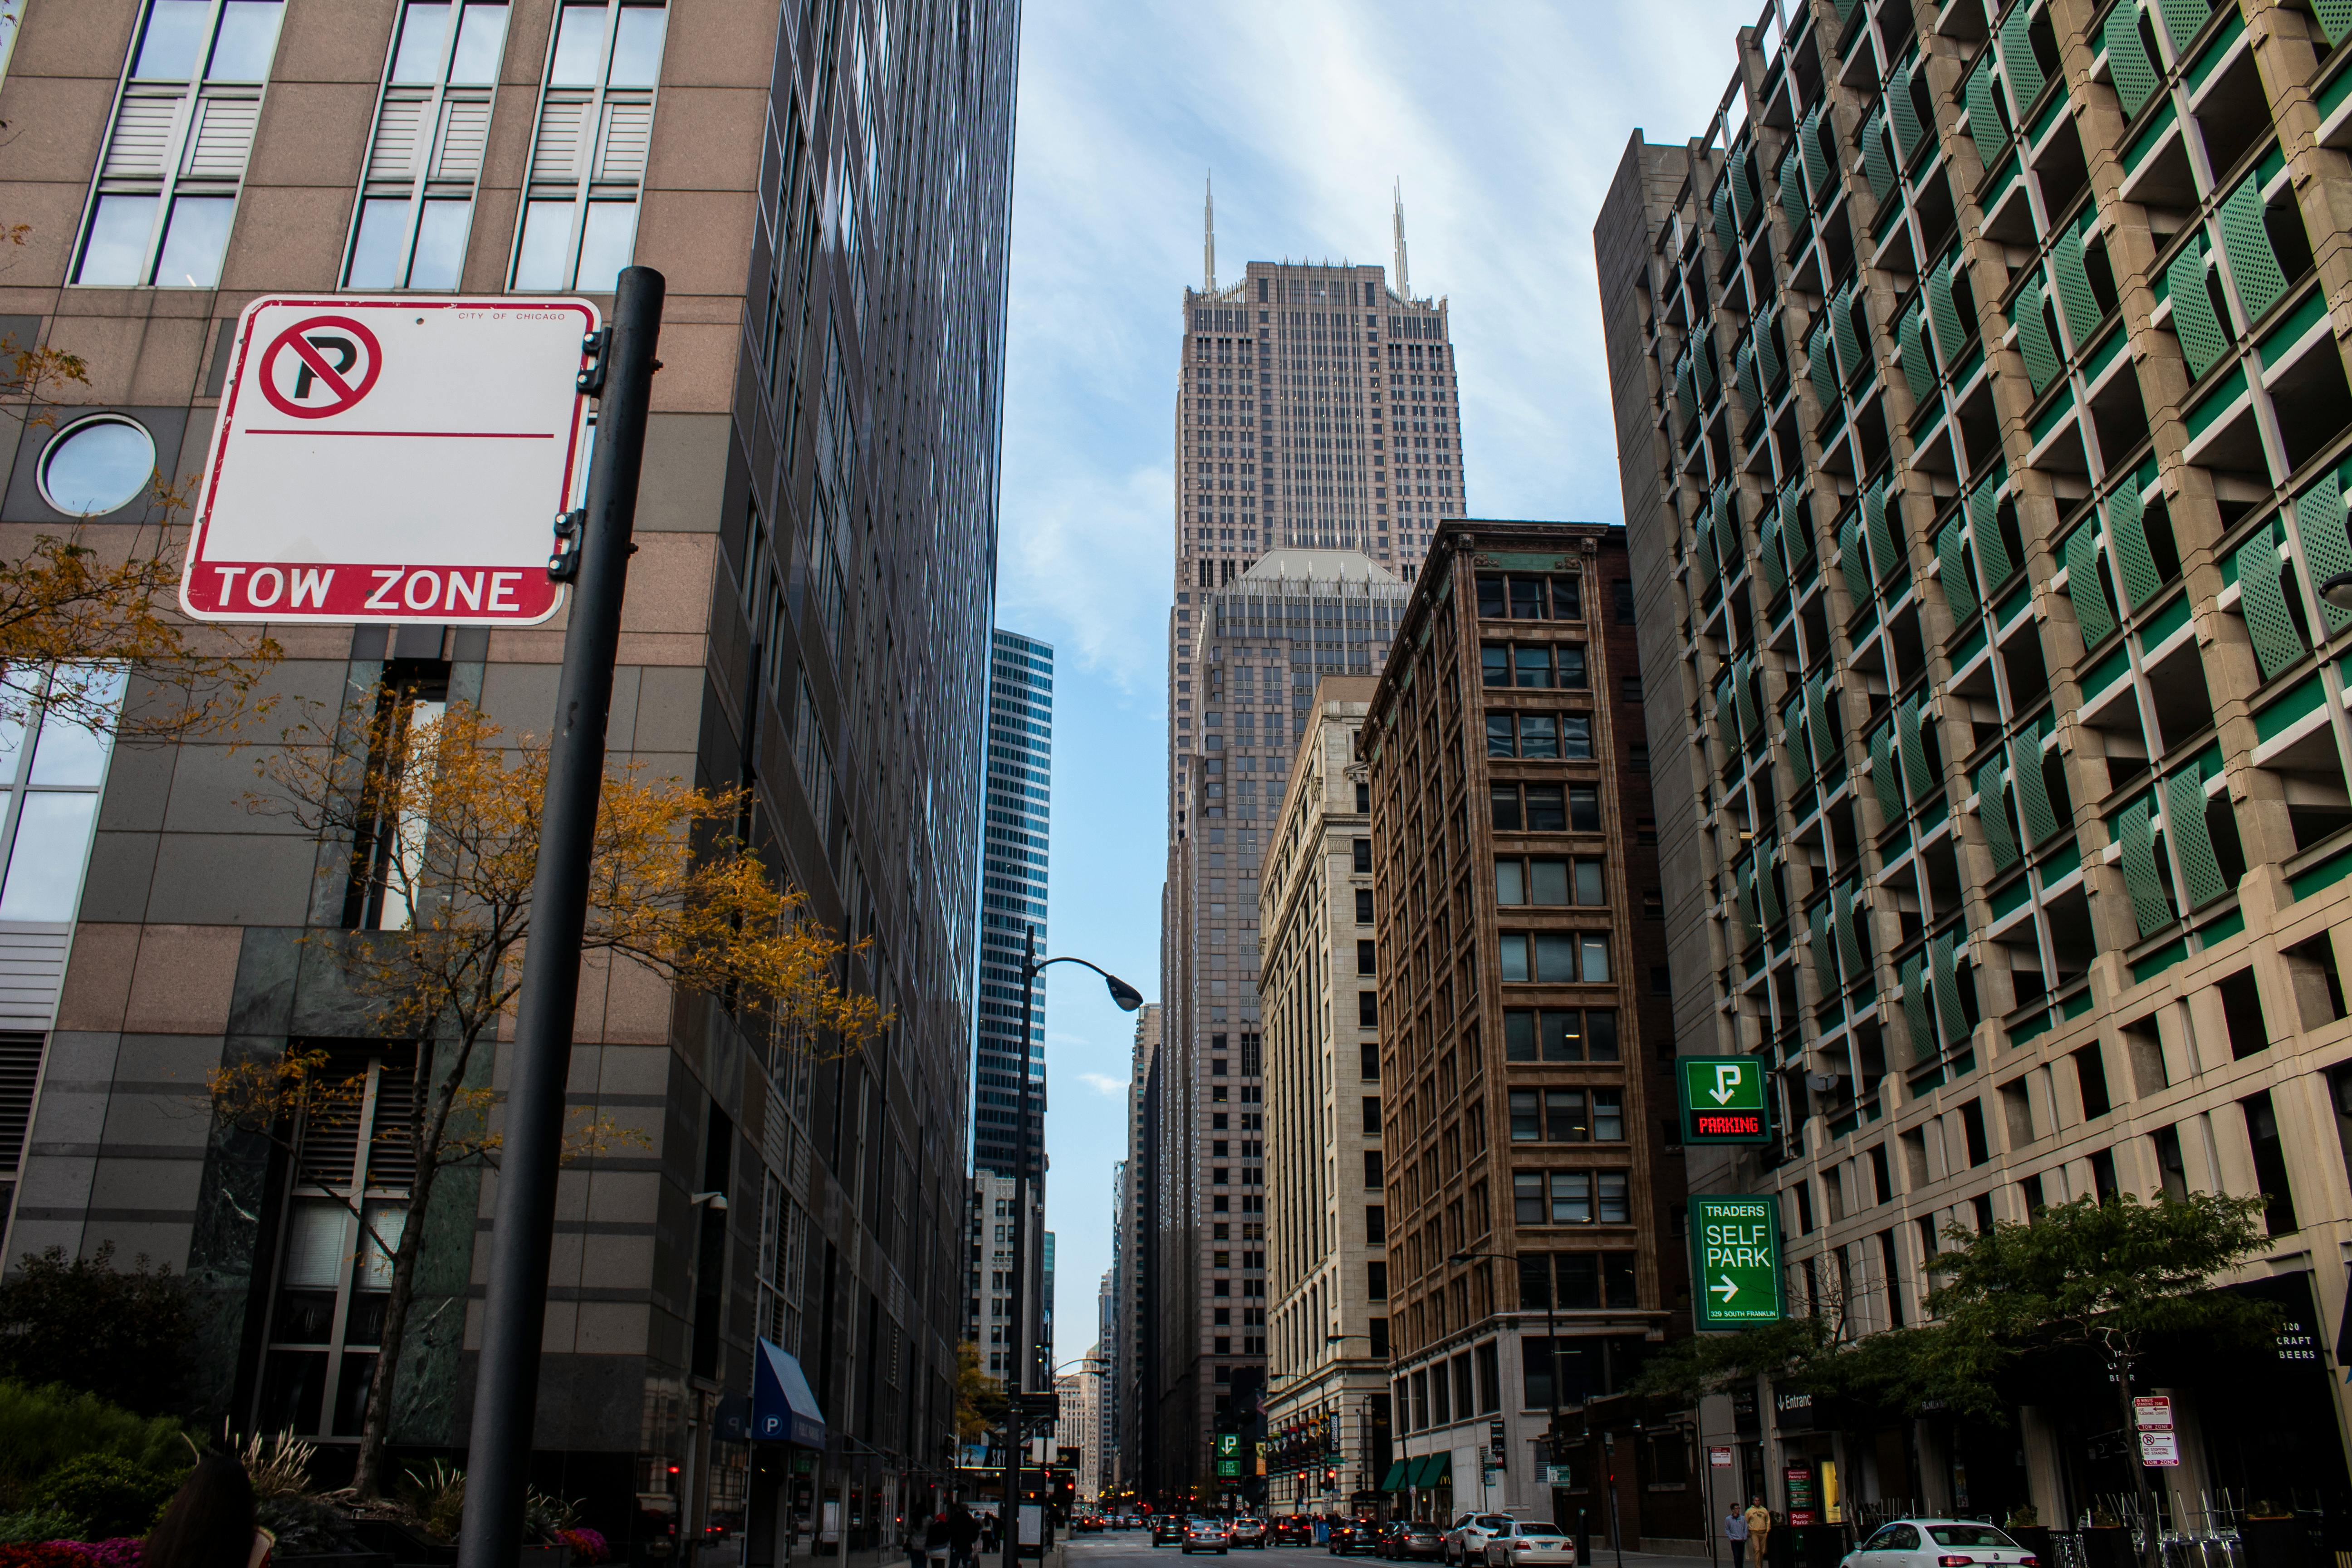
xmin=996 ymin=0 xmax=1762 ymax=1363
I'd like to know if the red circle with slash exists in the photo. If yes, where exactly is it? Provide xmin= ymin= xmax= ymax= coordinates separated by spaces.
xmin=258 ymin=315 xmax=384 ymax=419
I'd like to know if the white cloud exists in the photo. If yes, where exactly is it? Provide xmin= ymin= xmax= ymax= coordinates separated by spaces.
xmin=1076 ymin=1072 xmax=1128 ymax=1098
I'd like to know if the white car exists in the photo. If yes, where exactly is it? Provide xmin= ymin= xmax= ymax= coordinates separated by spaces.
xmin=1842 ymin=1520 xmax=2038 ymax=1568
xmin=1483 ymin=1523 xmax=1574 ymax=1568
xmin=1445 ymin=1515 xmax=1513 ymax=1566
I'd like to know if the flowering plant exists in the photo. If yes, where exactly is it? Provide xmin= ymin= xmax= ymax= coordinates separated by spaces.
xmin=56 ymin=1541 xmax=142 ymax=1568
xmin=556 ymin=1528 xmax=609 ymax=1563
xmin=0 ymin=1546 xmax=98 ymax=1568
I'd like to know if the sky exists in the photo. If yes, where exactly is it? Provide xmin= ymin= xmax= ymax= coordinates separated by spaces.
xmin=994 ymin=0 xmax=1763 ymax=1367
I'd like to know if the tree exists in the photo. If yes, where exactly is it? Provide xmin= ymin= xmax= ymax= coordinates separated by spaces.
xmin=1924 ymin=1192 xmax=2274 ymax=1556
xmin=0 ymin=1243 xmax=191 ymax=1415
xmin=956 ymin=1343 xmax=1008 ymax=1447
xmin=210 ymin=689 xmax=888 ymax=1498
xmin=0 ymin=280 xmax=279 ymax=740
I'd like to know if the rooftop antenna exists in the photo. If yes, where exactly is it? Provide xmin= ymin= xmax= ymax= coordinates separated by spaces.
xmin=1204 ymin=172 xmax=1216 ymax=292
xmin=1392 ymin=179 xmax=1411 ymax=297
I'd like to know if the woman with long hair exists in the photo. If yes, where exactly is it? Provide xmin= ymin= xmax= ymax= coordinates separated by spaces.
xmin=144 ymin=1453 xmax=268 ymax=1568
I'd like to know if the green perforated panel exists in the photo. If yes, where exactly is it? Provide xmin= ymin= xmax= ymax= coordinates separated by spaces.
xmin=1693 ymin=505 xmax=1719 ymax=592
xmin=1759 ymin=501 xmax=1787 ymax=597
xmin=2315 ymin=0 xmax=2352 ymax=45
xmin=2106 ymin=2 xmax=2159 ymax=118
xmin=1901 ymin=954 xmax=1936 ymax=1063
xmin=2065 ymin=523 xmax=2117 ymax=648
xmin=1713 ymin=182 xmax=1737 ymax=259
xmin=1831 ymin=285 xmax=1863 ymax=383
xmin=1783 ymin=693 xmax=1809 ymax=773
xmin=2157 ymin=0 xmax=2210 ymax=51
xmin=2012 ymin=721 xmax=2060 ymax=844
xmin=1900 ymin=300 xmax=1935 ymax=401
xmin=1801 ymin=106 xmax=1831 ymax=199
xmin=1733 ymin=653 xmax=1760 ymax=737
xmin=1834 ymin=883 xmax=1866 ymax=977
xmin=2235 ymin=519 xmax=2302 ymax=679
xmin=2106 ymin=479 xmax=2161 ymax=611
xmin=1931 ymin=932 xmax=1969 ymax=1046
xmin=1840 ymin=521 xmax=1872 ymax=611
xmin=1940 ymin=517 xmax=1976 ymax=616
xmin=1779 ymin=147 xmax=1807 ymax=234
xmin=1696 ymin=333 xmax=1719 ymax=400
xmin=1807 ymin=676 xmax=1838 ymax=773
xmin=1890 ymin=64 xmax=1926 ymax=161
xmin=1899 ymin=696 xmax=1933 ymax=800
xmin=1757 ymin=307 xmax=1783 ymax=388
xmin=1966 ymin=54 xmax=2005 ymax=164
xmin=1759 ymin=844 xmax=1785 ymax=926
xmin=1730 ymin=155 xmax=1757 ymax=231
xmin=1872 ymin=725 xmax=1903 ymax=817
xmin=2117 ymin=798 xmax=2171 ymax=936
xmin=2166 ymin=241 xmax=2228 ymax=379
xmin=1675 ymin=358 xmax=1698 ymax=426
xmin=1809 ymin=319 xmax=1840 ymax=410
xmin=1783 ymin=487 xmax=1811 ymax=564
xmin=1977 ymin=757 xmax=2020 ymax=869
xmin=1735 ymin=861 xmax=1759 ymax=946
xmin=2052 ymin=222 xmax=2099 ymax=344
xmin=2219 ymin=180 xmax=2289 ymax=323
xmin=1970 ymin=483 xmax=2013 ymax=587
xmin=1862 ymin=108 xmax=1896 ymax=201
xmin=1809 ymin=902 xmax=1839 ymax=994
xmin=2294 ymin=475 xmax=2352 ymax=632
xmin=1715 ymin=683 xmax=1738 ymax=754
xmin=1735 ymin=340 xmax=1761 ymax=419
xmin=1929 ymin=259 xmax=1965 ymax=363
xmin=2014 ymin=276 xmax=2062 ymax=393
xmin=2000 ymin=2 xmax=2046 ymax=111
xmin=1715 ymin=485 xmax=1740 ymax=569
xmin=2165 ymin=762 xmax=2227 ymax=908
xmin=1864 ymin=480 xmax=1899 ymax=583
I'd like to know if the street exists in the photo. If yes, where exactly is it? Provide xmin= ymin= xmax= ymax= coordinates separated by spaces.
xmin=1058 ymin=1535 xmax=1717 ymax=1568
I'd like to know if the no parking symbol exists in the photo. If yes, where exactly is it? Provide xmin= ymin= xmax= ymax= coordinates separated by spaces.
xmin=258 ymin=316 xmax=382 ymax=419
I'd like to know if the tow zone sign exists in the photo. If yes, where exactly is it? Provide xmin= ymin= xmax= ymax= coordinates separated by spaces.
xmin=183 ymin=296 xmax=599 ymax=625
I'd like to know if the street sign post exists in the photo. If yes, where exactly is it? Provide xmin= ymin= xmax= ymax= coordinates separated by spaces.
xmin=1214 ymin=1433 xmax=1241 ymax=1478
xmin=1689 ymin=1194 xmax=1785 ymax=1330
xmin=185 ymin=295 xmax=599 ymax=626
xmin=1678 ymin=1057 xmax=1774 ymax=1144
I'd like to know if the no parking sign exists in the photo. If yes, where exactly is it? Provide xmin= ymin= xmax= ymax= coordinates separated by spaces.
xmin=184 ymin=295 xmax=600 ymax=625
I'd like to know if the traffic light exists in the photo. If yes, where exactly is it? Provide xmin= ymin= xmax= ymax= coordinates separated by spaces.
xmin=1322 ymin=1467 xmax=1337 ymax=1490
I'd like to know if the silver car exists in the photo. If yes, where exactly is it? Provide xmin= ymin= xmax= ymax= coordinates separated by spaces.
xmin=1841 ymin=1520 xmax=2038 ymax=1568
xmin=1483 ymin=1523 xmax=1574 ymax=1568
xmin=1445 ymin=1515 xmax=1513 ymax=1566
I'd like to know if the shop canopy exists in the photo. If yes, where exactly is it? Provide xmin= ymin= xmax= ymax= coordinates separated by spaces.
xmin=751 ymin=1337 xmax=826 ymax=1448
xmin=1407 ymin=1453 xmax=1452 ymax=1488
xmin=1378 ymin=1461 xmax=1410 ymax=1492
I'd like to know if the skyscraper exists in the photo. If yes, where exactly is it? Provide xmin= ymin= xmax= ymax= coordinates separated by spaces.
xmin=1118 ymin=1001 xmax=1161 ymax=1494
xmin=1152 ymin=225 xmax=1468 ymax=1500
xmin=0 ymin=0 xmax=1015 ymax=1549
xmin=978 ymin=630 xmax=1054 ymax=1177
xmin=1595 ymin=0 xmax=2352 ymax=1517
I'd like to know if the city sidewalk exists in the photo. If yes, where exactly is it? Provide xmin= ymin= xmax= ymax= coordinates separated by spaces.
xmin=1594 ymin=1548 xmax=1726 ymax=1568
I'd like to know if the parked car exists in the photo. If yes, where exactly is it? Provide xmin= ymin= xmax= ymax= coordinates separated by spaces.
xmin=1840 ymin=1520 xmax=2037 ymax=1568
xmin=1154 ymin=1517 xmax=1188 ymax=1548
xmin=1386 ymin=1521 xmax=1447 ymax=1561
xmin=1482 ymin=1522 xmax=1574 ymax=1568
xmin=1231 ymin=1519 xmax=1268 ymax=1550
xmin=1445 ymin=1515 xmax=1514 ymax=1566
xmin=1331 ymin=1520 xmax=1382 ymax=1556
xmin=1273 ymin=1517 xmax=1317 ymax=1546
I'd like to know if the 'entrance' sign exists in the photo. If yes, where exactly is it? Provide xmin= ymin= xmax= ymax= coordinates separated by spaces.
xmin=184 ymin=295 xmax=599 ymax=626
xmin=1689 ymin=1193 xmax=1786 ymax=1330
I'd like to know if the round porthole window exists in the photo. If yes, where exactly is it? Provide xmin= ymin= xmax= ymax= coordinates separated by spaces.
xmin=38 ymin=415 xmax=156 ymax=517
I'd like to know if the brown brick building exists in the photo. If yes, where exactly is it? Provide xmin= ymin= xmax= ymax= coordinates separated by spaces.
xmin=1363 ymin=519 xmax=1690 ymax=1538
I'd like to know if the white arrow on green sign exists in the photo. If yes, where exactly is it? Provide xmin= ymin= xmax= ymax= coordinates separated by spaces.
xmin=1676 ymin=1056 xmax=1774 ymax=1145
xmin=1688 ymin=1193 xmax=1785 ymax=1330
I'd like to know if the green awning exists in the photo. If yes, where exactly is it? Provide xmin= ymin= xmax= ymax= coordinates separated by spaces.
xmin=1378 ymin=1461 xmax=1409 ymax=1492
xmin=1405 ymin=1456 xmax=1435 ymax=1488
xmin=1406 ymin=1453 xmax=1452 ymax=1488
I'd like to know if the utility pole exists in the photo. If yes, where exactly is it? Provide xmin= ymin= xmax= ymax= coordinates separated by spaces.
xmin=455 ymin=266 xmax=665 ymax=1568
xmin=1002 ymin=924 xmax=1039 ymax=1568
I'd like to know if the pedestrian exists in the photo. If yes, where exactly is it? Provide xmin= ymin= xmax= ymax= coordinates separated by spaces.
xmin=145 ymin=1453 xmax=270 ymax=1568
xmin=1724 ymin=1504 xmax=1749 ymax=1565
xmin=927 ymin=1513 xmax=953 ymax=1568
xmin=950 ymin=1504 xmax=981 ymax=1568
xmin=1743 ymin=1497 xmax=1773 ymax=1568
xmin=980 ymin=1511 xmax=999 ymax=1558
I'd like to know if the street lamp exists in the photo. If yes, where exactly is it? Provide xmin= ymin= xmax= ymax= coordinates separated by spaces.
xmin=2324 ymin=572 xmax=2352 ymax=611
xmin=1001 ymin=926 xmax=1141 ymax=1568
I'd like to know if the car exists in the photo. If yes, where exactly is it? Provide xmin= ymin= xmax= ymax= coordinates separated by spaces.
xmin=1154 ymin=1517 xmax=1189 ymax=1548
xmin=1232 ymin=1519 xmax=1269 ymax=1550
xmin=1839 ymin=1520 xmax=2038 ymax=1568
xmin=1274 ymin=1518 xmax=1317 ymax=1546
xmin=1445 ymin=1515 xmax=1514 ymax=1566
xmin=1331 ymin=1520 xmax=1382 ymax=1556
xmin=1186 ymin=1519 xmax=1234 ymax=1556
xmin=1387 ymin=1522 xmax=1447 ymax=1561
xmin=1076 ymin=1516 xmax=1106 ymax=1534
xmin=1482 ymin=1523 xmax=1575 ymax=1568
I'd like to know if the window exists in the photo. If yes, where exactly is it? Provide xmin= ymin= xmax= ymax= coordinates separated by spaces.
xmin=1495 ymin=858 xmax=1604 ymax=907
xmin=1620 ymin=676 xmax=1643 ymax=703
xmin=37 ymin=416 xmax=157 ymax=518
xmin=512 ymin=1 xmax=666 ymax=291
xmin=1612 ymin=579 xmax=1636 ymax=625
xmin=77 ymin=0 xmax=285 ymax=286
xmin=1367 ymin=1261 xmax=1388 ymax=1300
xmin=1355 ymin=781 xmax=1371 ymax=811
xmin=1362 ymin=1096 xmax=1382 ymax=1135
xmin=1360 ymin=1041 xmax=1380 ymax=1079
xmin=1363 ymin=1150 xmax=1384 ymax=1189
xmin=1515 ymin=646 xmax=1553 ymax=689
xmin=346 ymin=1 xmax=512 ymax=288
xmin=1357 ymin=939 xmax=1377 ymax=975
xmin=1352 ymin=838 xmax=1372 ymax=872
xmin=0 ymin=668 xmax=128 ymax=927
xmin=1358 ymin=991 xmax=1379 ymax=1027
xmin=1476 ymin=573 xmax=1581 ymax=621
xmin=1569 ymin=785 xmax=1600 ymax=830
xmin=1502 ymin=1007 xmax=1620 ymax=1063
xmin=1491 ymin=784 xmax=1524 ymax=830
xmin=1528 ymin=785 xmax=1566 ymax=830
xmin=1498 ymin=932 xmax=1610 ymax=984
xmin=1366 ymin=1205 xmax=1386 ymax=1243
xmin=1356 ymin=889 xmax=1374 ymax=923
xmin=1482 ymin=644 xmax=1511 ymax=687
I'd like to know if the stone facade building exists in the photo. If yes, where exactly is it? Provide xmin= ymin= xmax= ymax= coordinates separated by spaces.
xmin=0 ymin=2 xmax=1015 ymax=1563
xmin=1595 ymin=0 xmax=2352 ymax=1524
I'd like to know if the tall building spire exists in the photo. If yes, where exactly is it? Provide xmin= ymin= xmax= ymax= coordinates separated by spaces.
xmin=1392 ymin=178 xmax=1410 ymax=298
xmin=1204 ymin=172 xmax=1216 ymax=292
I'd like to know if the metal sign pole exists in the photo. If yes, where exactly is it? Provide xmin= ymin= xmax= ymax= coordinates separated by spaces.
xmin=455 ymin=265 xmax=666 ymax=1568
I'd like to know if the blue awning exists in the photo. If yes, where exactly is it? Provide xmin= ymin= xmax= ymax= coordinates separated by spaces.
xmin=752 ymin=1338 xmax=826 ymax=1448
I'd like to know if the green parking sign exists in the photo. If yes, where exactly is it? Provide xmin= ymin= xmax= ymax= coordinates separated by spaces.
xmin=1688 ymin=1194 xmax=1785 ymax=1330
xmin=1677 ymin=1056 xmax=1773 ymax=1145
xmin=1214 ymin=1434 xmax=1240 ymax=1458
